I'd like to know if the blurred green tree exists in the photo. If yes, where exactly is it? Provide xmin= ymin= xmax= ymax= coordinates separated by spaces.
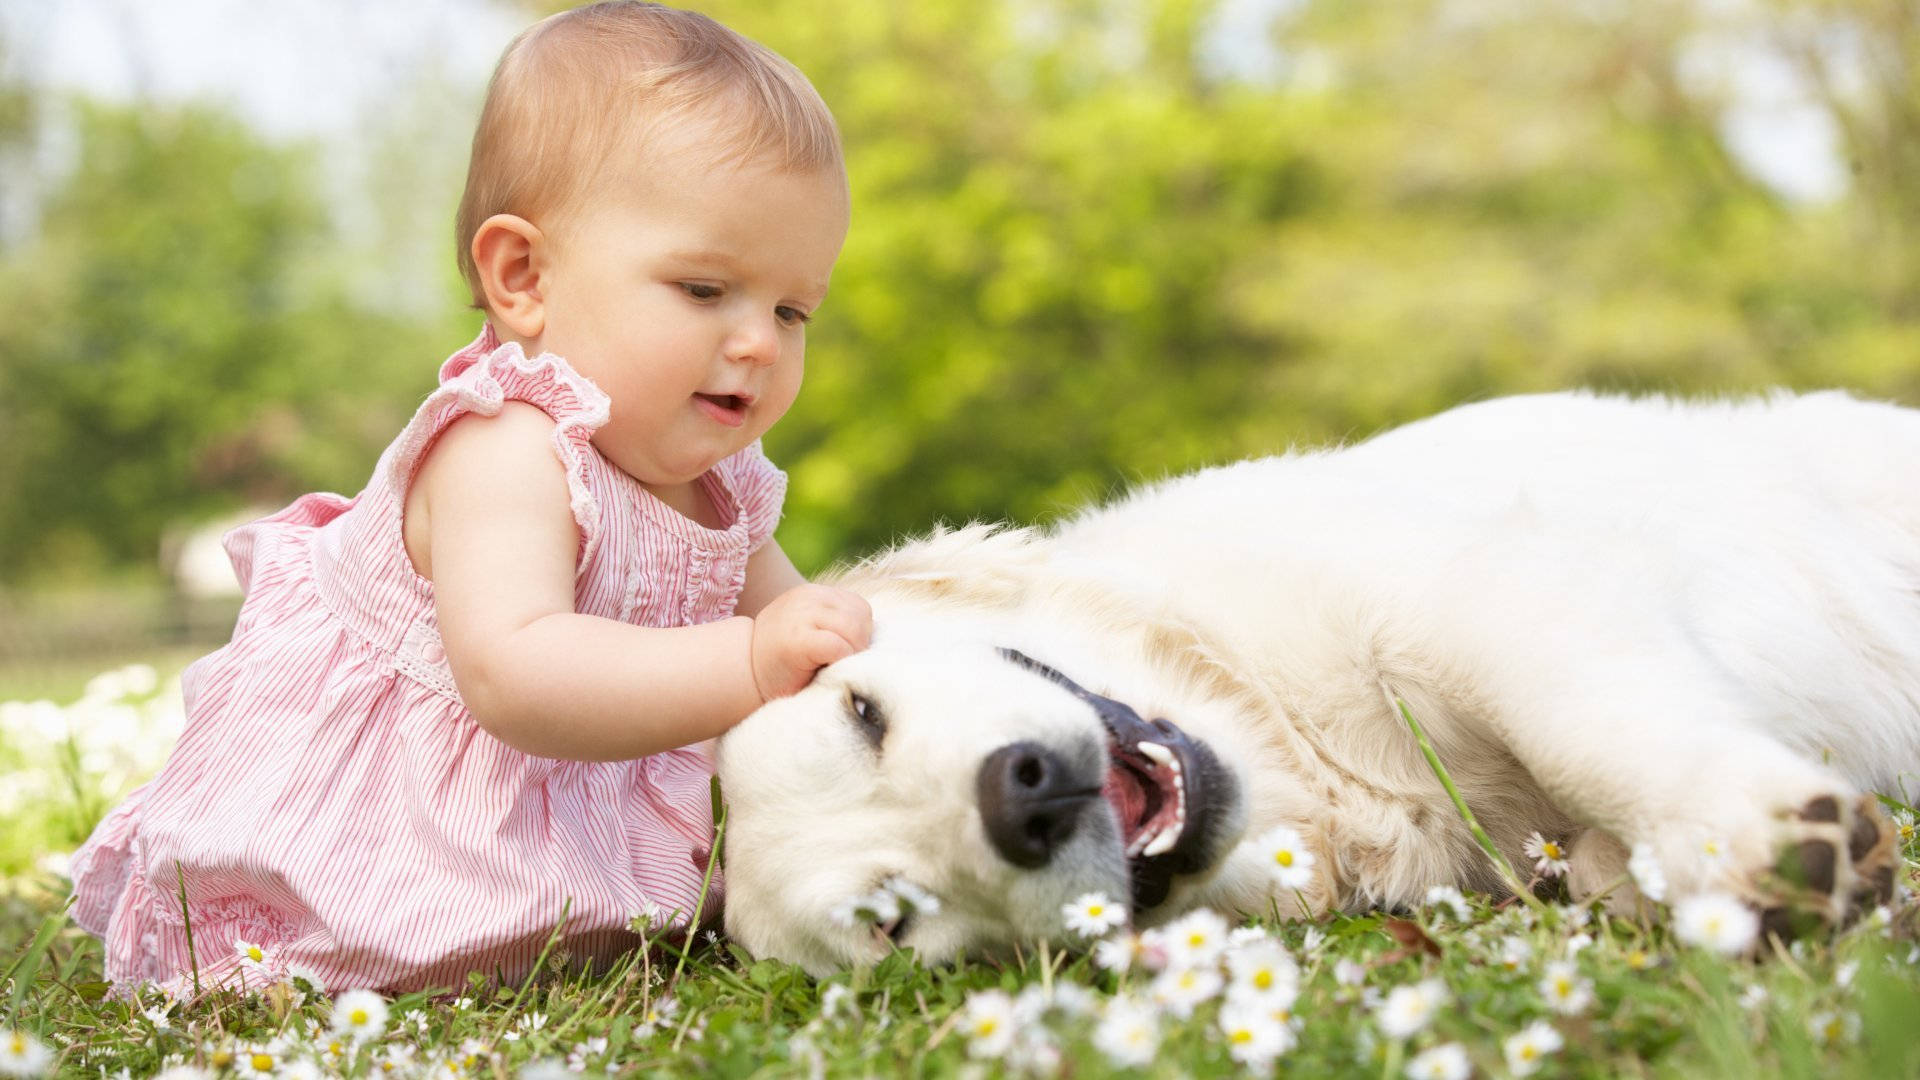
xmin=0 ymin=103 xmax=445 ymax=579
xmin=3 ymin=0 xmax=1916 ymax=583
xmin=694 ymin=0 xmax=1920 ymax=569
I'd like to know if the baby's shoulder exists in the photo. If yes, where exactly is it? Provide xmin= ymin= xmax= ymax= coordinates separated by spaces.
xmin=403 ymin=402 xmax=575 ymax=577
xmin=415 ymin=402 xmax=564 ymax=494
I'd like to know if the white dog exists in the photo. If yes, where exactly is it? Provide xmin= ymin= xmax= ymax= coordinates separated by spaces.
xmin=716 ymin=391 xmax=1918 ymax=975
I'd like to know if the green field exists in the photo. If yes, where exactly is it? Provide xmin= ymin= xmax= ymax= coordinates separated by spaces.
xmin=3 ymin=660 xmax=1917 ymax=1078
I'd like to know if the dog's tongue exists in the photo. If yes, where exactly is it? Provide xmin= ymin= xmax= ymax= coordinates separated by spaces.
xmin=1102 ymin=765 xmax=1149 ymax=833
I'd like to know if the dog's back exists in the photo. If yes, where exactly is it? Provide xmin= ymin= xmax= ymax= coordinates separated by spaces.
xmin=1050 ymin=391 xmax=1920 ymax=794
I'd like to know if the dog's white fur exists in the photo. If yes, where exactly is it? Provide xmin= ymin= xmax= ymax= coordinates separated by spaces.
xmin=717 ymin=391 xmax=1920 ymax=974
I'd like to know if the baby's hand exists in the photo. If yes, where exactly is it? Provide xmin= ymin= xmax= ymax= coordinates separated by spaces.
xmin=748 ymin=584 xmax=873 ymax=701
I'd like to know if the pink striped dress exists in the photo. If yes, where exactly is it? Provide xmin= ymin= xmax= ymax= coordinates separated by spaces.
xmin=68 ymin=326 xmax=784 ymax=993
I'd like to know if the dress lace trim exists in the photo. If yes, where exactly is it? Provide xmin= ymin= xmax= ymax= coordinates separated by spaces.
xmin=389 ymin=339 xmax=615 ymax=569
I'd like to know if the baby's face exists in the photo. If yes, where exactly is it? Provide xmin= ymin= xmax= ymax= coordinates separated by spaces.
xmin=533 ymin=143 xmax=849 ymax=493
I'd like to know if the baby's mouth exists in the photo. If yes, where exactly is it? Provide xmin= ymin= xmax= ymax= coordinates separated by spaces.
xmin=694 ymin=392 xmax=751 ymax=426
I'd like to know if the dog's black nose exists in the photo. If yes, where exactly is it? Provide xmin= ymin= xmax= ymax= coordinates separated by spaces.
xmin=977 ymin=741 xmax=1097 ymax=868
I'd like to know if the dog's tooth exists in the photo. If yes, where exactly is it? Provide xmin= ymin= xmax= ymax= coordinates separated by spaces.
xmin=1136 ymin=741 xmax=1175 ymax=766
xmin=1142 ymin=820 xmax=1184 ymax=857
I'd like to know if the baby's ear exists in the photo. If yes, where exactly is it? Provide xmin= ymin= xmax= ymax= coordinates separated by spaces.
xmin=471 ymin=214 xmax=547 ymax=340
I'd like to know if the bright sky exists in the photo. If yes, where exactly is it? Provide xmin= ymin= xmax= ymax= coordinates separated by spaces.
xmin=1 ymin=0 xmax=1847 ymax=206
xmin=4 ymin=0 xmax=522 ymax=141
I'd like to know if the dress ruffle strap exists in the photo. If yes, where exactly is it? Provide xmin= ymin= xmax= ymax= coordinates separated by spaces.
xmin=387 ymin=327 xmax=614 ymax=569
xmin=718 ymin=441 xmax=790 ymax=555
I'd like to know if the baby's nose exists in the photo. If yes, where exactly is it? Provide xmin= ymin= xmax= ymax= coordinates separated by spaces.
xmin=724 ymin=318 xmax=782 ymax=366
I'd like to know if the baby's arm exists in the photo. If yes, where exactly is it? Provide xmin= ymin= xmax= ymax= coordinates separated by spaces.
xmin=412 ymin=403 xmax=856 ymax=761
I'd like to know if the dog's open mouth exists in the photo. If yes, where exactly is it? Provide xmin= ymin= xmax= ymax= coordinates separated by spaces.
xmin=998 ymin=648 xmax=1235 ymax=911
xmin=1105 ymin=736 xmax=1186 ymax=859
xmin=1097 ymin=711 xmax=1226 ymax=910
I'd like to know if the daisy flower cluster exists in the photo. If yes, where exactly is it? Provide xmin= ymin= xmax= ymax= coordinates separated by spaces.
xmin=3 ymin=946 xmax=707 ymax=1080
xmin=961 ymin=903 xmax=1306 ymax=1073
xmin=1 ymin=664 xmax=184 ymax=873
xmin=827 ymin=876 xmax=941 ymax=937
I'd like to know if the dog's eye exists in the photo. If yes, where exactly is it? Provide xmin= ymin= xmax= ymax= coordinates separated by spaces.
xmin=849 ymin=691 xmax=885 ymax=747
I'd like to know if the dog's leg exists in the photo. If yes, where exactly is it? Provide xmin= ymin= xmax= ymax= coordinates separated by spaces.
xmin=1441 ymin=649 xmax=1896 ymax=937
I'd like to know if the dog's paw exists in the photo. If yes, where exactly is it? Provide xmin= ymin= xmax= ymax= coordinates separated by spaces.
xmin=1752 ymin=794 xmax=1896 ymax=941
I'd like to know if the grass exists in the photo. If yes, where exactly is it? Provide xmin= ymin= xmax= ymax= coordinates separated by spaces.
xmin=3 ymin=661 xmax=1919 ymax=1078
xmin=4 ymin=865 xmax=1918 ymax=1078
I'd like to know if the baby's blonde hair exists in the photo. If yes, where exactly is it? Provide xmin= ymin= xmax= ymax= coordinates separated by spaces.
xmin=455 ymin=2 xmax=844 ymax=310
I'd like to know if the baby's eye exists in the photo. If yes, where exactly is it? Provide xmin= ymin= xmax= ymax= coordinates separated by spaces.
xmin=775 ymin=305 xmax=812 ymax=327
xmin=679 ymin=282 xmax=722 ymax=301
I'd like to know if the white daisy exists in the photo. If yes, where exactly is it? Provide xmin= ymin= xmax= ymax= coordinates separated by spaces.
xmin=236 ymin=1044 xmax=279 ymax=1075
xmin=1496 ymin=935 xmax=1533 ymax=972
xmin=1502 ymin=1020 xmax=1563 ymax=1077
xmin=1334 ymin=958 xmax=1367 ymax=987
xmin=627 ymin=901 xmax=665 ymax=934
xmin=827 ymin=887 xmax=900 ymax=929
xmin=961 ymin=990 xmax=1020 ymax=1060
xmin=1738 ymin=984 xmax=1769 ymax=1011
xmin=1628 ymin=842 xmax=1669 ymax=902
xmin=1093 ymin=931 xmax=1145 ymax=973
xmin=330 ymin=989 xmax=390 ymax=1043
xmin=1225 ymin=939 xmax=1300 ymax=1004
xmin=882 ymin=877 xmax=942 ymax=916
xmin=517 ymin=1060 xmax=571 ymax=1080
xmin=1674 ymin=893 xmax=1759 ymax=955
xmin=1 ymin=1030 xmax=53 ymax=1078
xmin=1162 ymin=908 xmax=1230 ymax=970
xmin=1405 ymin=1041 xmax=1471 ymax=1080
xmin=1524 ymin=832 xmax=1570 ymax=878
xmin=634 ymin=997 xmax=680 ymax=1040
xmin=1006 ymin=1031 xmax=1062 ymax=1076
xmin=1150 ymin=963 xmax=1225 ymax=1018
xmin=1218 ymin=998 xmax=1295 ymax=1068
xmin=819 ymin=983 xmax=852 ymax=1019
xmin=1255 ymin=825 xmax=1318 ymax=891
xmin=283 ymin=963 xmax=327 ymax=996
xmin=1808 ymin=1010 xmax=1861 ymax=1047
xmin=1229 ymin=925 xmax=1274 ymax=947
xmin=1539 ymin=961 xmax=1594 ymax=1016
xmin=1030 ymin=982 xmax=1100 ymax=1022
xmin=1375 ymin=977 xmax=1449 ymax=1039
xmin=233 ymin=939 xmax=277 ymax=977
xmin=1062 ymin=892 xmax=1128 ymax=938
xmin=1423 ymin=885 xmax=1472 ymax=923
xmin=1092 ymin=997 xmax=1160 ymax=1068
xmin=142 ymin=1005 xmax=173 ymax=1032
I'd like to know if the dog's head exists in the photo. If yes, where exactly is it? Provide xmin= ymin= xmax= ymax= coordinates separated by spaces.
xmin=715 ymin=640 xmax=1246 ymax=975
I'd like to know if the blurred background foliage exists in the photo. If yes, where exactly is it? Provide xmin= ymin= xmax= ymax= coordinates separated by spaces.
xmin=0 ymin=0 xmax=1916 ymax=645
